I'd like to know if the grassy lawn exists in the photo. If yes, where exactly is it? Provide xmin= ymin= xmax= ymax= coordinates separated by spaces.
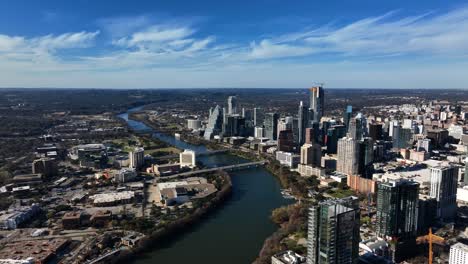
xmin=145 ymin=147 xmax=181 ymax=155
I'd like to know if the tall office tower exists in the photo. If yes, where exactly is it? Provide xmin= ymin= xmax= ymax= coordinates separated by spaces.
xmin=416 ymin=197 xmax=437 ymax=236
xmin=242 ymin=108 xmax=253 ymax=120
xmin=129 ymin=147 xmax=145 ymax=169
xmin=277 ymin=118 xmax=293 ymax=138
xmin=227 ymin=96 xmax=238 ymax=115
xmin=307 ymin=196 xmax=360 ymax=264
xmin=388 ymin=120 xmax=399 ymax=138
xmin=209 ymin=107 xmax=213 ymax=117
xmin=348 ymin=113 xmax=367 ymax=140
xmin=358 ymin=137 xmax=374 ymax=178
xmin=298 ymin=101 xmax=309 ymax=145
xmin=204 ymin=105 xmax=224 ymax=140
xmin=253 ymin=107 xmax=264 ymax=127
xmin=449 ymin=243 xmax=468 ymax=264
xmin=309 ymin=86 xmax=324 ymax=122
xmin=326 ymin=125 xmax=346 ymax=154
xmin=264 ymin=113 xmax=279 ymax=140
xmin=430 ymin=165 xmax=458 ymax=222
xmin=223 ymin=115 xmax=246 ymax=137
xmin=337 ymin=135 xmax=360 ymax=175
xmin=292 ymin=118 xmax=300 ymax=144
xmin=300 ymin=143 xmax=322 ymax=167
xmin=307 ymin=122 xmax=320 ymax=144
xmin=369 ymin=123 xmax=383 ymax=141
xmin=376 ymin=179 xmax=419 ymax=262
xmin=392 ymin=126 xmax=413 ymax=149
xmin=343 ymin=105 xmax=353 ymax=132
xmin=278 ymin=130 xmax=295 ymax=152
xmin=416 ymin=138 xmax=431 ymax=152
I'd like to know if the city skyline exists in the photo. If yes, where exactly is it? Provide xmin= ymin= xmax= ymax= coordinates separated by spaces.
xmin=1 ymin=1 xmax=468 ymax=88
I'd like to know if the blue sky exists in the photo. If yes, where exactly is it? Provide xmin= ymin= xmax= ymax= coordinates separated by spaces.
xmin=0 ymin=0 xmax=467 ymax=88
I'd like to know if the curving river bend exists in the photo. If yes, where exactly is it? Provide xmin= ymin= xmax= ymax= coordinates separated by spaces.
xmin=119 ymin=107 xmax=289 ymax=264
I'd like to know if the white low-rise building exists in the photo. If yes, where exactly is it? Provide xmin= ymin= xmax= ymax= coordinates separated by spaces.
xmin=276 ymin=151 xmax=300 ymax=168
xmin=89 ymin=191 xmax=135 ymax=206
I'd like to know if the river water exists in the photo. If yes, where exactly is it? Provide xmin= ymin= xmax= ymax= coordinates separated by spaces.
xmin=119 ymin=107 xmax=289 ymax=264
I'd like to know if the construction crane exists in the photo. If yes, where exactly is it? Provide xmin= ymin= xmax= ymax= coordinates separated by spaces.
xmin=416 ymin=228 xmax=445 ymax=264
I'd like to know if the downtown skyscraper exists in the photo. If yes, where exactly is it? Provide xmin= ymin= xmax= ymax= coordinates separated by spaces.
xmin=307 ymin=196 xmax=360 ymax=264
xmin=309 ymin=86 xmax=324 ymax=122
xmin=337 ymin=135 xmax=360 ymax=176
xmin=430 ymin=165 xmax=458 ymax=222
xmin=376 ymin=179 xmax=419 ymax=262
xmin=298 ymin=101 xmax=309 ymax=145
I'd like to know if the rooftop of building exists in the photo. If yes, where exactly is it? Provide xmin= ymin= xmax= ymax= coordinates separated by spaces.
xmin=451 ymin=242 xmax=468 ymax=251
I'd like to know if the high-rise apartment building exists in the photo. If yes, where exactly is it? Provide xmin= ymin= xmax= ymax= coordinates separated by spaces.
xmin=430 ymin=165 xmax=458 ymax=222
xmin=307 ymin=196 xmax=360 ymax=264
xmin=358 ymin=137 xmax=374 ymax=178
xmin=298 ymin=101 xmax=309 ymax=145
xmin=204 ymin=105 xmax=223 ymax=140
xmin=369 ymin=123 xmax=383 ymax=141
xmin=227 ymin=96 xmax=238 ymax=115
xmin=300 ymin=143 xmax=321 ymax=167
xmin=337 ymin=136 xmax=359 ymax=175
xmin=309 ymin=86 xmax=324 ymax=122
xmin=343 ymin=105 xmax=353 ymax=132
xmin=264 ymin=112 xmax=279 ymax=141
xmin=449 ymin=243 xmax=468 ymax=264
xmin=129 ymin=147 xmax=145 ymax=169
xmin=253 ymin=107 xmax=264 ymax=127
xmin=376 ymin=179 xmax=419 ymax=262
xmin=376 ymin=179 xmax=419 ymax=239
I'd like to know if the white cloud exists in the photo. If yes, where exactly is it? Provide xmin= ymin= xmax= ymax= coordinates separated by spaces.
xmin=2 ymin=7 xmax=468 ymax=88
xmin=114 ymin=25 xmax=195 ymax=48
xmin=249 ymin=40 xmax=315 ymax=59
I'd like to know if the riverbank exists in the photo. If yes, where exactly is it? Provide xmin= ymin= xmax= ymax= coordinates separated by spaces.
xmin=122 ymin=109 xmax=293 ymax=263
xmin=115 ymin=172 xmax=233 ymax=263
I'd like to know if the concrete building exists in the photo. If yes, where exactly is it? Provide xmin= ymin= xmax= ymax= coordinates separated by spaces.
xmin=264 ymin=112 xmax=279 ymax=141
xmin=337 ymin=136 xmax=359 ymax=176
xmin=277 ymin=130 xmax=295 ymax=152
xmin=276 ymin=151 xmax=300 ymax=168
xmin=115 ymin=168 xmax=137 ymax=183
xmin=297 ymin=164 xmax=326 ymax=177
xmin=0 ymin=204 xmax=40 ymax=230
xmin=416 ymin=138 xmax=431 ymax=153
xmin=254 ymin=126 xmax=264 ymax=138
xmin=449 ymin=243 xmax=468 ymax=264
xmin=309 ymin=86 xmax=324 ymax=122
xmin=32 ymin=157 xmax=57 ymax=177
xmin=307 ymin=196 xmax=360 ymax=264
xmin=129 ymin=147 xmax=145 ymax=169
xmin=180 ymin=149 xmax=196 ymax=168
xmin=227 ymin=95 xmax=238 ymax=115
xmin=187 ymin=119 xmax=202 ymax=130
xmin=430 ymin=165 xmax=458 ymax=222
xmin=300 ymin=143 xmax=321 ymax=167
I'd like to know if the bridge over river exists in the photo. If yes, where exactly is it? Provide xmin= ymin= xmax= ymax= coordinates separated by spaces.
xmin=156 ymin=160 xmax=267 ymax=179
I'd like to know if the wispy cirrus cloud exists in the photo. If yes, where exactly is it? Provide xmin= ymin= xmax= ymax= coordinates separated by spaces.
xmin=2 ymin=7 xmax=468 ymax=88
xmin=251 ymin=7 xmax=468 ymax=58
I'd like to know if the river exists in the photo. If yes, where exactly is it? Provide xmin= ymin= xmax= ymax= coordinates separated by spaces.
xmin=119 ymin=107 xmax=289 ymax=264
